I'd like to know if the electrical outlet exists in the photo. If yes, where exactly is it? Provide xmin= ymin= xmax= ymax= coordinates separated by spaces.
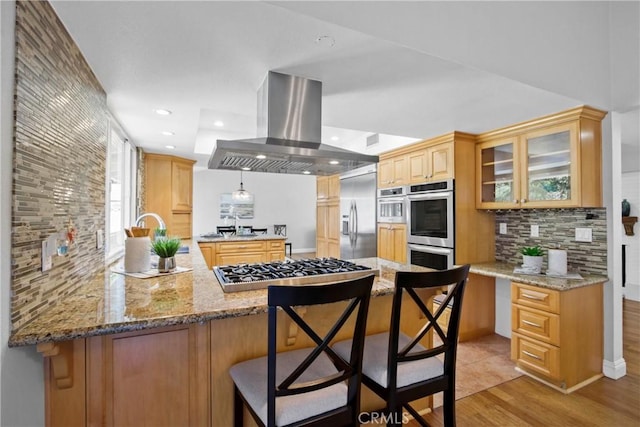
xmin=531 ymin=224 xmax=539 ymax=237
xmin=96 ymin=229 xmax=104 ymax=249
xmin=42 ymin=240 xmax=52 ymax=272
xmin=575 ymin=227 xmax=593 ymax=242
xmin=499 ymin=223 xmax=507 ymax=235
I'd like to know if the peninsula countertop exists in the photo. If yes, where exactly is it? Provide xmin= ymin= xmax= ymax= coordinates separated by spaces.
xmin=195 ymin=233 xmax=287 ymax=243
xmin=470 ymin=261 xmax=608 ymax=291
xmin=8 ymin=242 xmax=429 ymax=347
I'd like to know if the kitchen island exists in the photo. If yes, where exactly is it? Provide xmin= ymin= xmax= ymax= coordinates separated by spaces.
xmin=196 ymin=233 xmax=288 ymax=269
xmin=9 ymin=241 xmax=437 ymax=427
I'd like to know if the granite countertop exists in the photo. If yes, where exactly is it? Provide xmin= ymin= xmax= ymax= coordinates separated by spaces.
xmin=196 ymin=234 xmax=286 ymax=243
xmin=470 ymin=261 xmax=608 ymax=291
xmin=8 ymin=244 xmax=429 ymax=347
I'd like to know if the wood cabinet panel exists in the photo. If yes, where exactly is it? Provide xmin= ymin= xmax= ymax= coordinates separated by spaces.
xmin=407 ymin=150 xmax=428 ymax=184
xmin=426 ymin=141 xmax=454 ymax=181
xmin=378 ymin=155 xmax=408 ymax=188
xmin=216 ymin=241 xmax=266 ymax=253
xmin=476 ymin=107 xmax=606 ymax=209
xmin=216 ymin=252 xmax=265 ymax=266
xmin=171 ymin=160 xmax=193 ymax=212
xmin=84 ymin=324 xmax=210 ymax=426
xmin=377 ymin=223 xmax=406 ymax=264
xmin=145 ymin=154 xmax=195 ymax=236
xmin=510 ymin=281 xmax=603 ymax=392
xmin=198 ymin=243 xmax=214 ymax=269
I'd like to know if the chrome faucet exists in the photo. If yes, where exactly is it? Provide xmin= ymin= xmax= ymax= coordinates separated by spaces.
xmin=135 ymin=213 xmax=166 ymax=230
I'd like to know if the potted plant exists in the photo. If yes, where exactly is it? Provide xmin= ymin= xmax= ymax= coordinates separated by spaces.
xmin=520 ymin=246 xmax=544 ymax=273
xmin=151 ymin=237 xmax=181 ymax=273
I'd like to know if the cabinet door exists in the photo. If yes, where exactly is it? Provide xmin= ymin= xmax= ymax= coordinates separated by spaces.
xmin=171 ymin=213 xmax=192 ymax=239
xmin=317 ymin=176 xmax=329 ymax=200
xmin=391 ymin=155 xmax=408 ymax=186
xmin=520 ymin=122 xmax=579 ymax=208
xmin=327 ymin=175 xmax=340 ymax=199
xmin=378 ymin=158 xmax=394 ymax=188
xmin=377 ymin=224 xmax=393 ymax=260
xmin=198 ymin=243 xmax=214 ymax=269
xmin=391 ymin=224 xmax=407 ymax=264
xmin=408 ymin=150 xmax=428 ymax=184
xmin=171 ymin=161 xmax=193 ymax=212
xmin=86 ymin=324 xmax=210 ymax=426
xmin=426 ymin=142 xmax=453 ymax=181
xmin=476 ymin=138 xmax=521 ymax=209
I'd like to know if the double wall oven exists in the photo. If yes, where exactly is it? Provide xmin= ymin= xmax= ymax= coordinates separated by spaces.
xmin=406 ymin=179 xmax=455 ymax=270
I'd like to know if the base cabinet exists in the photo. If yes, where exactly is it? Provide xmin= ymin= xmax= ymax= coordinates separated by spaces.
xmin=510 ymin=281 xmax=603 ymax=392
xmin=40 ymin=324 xmax=210 ymax=427
xmin=198 ymin=240 xmax=285 ymax=269
xmin=377 ymin=223 xmax=407 ymax=264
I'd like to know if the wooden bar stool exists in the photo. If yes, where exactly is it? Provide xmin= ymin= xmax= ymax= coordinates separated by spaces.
xmin=229 ymin=274 xmax=375 ymax=426
xmin=333 ymin=264 xmax=470 ymax=426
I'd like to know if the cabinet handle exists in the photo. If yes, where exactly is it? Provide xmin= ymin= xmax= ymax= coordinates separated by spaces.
xmin=522 ymin=350 xmax=542 ymax=360
xmin=522 ymin=292 xmax=545 ymax=301
xmin=522 ymin=319 xmax=541 ymax=328
xmin=521 ymin=198 xmax=527 ymax=203
xmin=513 ymin=199 xmax=518 ymax=203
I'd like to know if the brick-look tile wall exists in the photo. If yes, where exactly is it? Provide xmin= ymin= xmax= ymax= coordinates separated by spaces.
xmin=494 ymin=208 xmax=608 ymax=275
xmin=11 ymin=0 xmax=107 ymax=329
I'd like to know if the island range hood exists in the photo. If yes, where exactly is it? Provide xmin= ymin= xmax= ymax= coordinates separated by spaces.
xmin=208 ymin=71 xmax=379 ymax=175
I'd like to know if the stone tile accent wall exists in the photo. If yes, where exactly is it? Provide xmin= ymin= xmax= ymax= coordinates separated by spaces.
xmin=494 ymin=208 xmax=607 ymax=275
xmin=11 ymin=0 xmax=107 ymax=329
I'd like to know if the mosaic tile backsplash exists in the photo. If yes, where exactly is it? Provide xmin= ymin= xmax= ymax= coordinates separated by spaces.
xmin=494 ymin=208 xmax=607 ymax=275
xmin=11 ymin=1 xmax=107 ymax=329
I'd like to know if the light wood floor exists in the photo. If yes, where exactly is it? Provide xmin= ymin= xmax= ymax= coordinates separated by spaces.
xmin=412 ymin=299 xmax=640 ymax=427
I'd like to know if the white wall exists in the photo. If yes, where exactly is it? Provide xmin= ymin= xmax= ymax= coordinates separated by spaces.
xmin=622 ymin=171 xmax=640 ymax=301
xmin=1 ymin=2 xmax=45 ymax=426
xmin=192 ymin=168 xmax=317 ymax=253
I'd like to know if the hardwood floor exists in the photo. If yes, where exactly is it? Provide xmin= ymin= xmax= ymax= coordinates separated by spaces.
xmin=412 ymin=299 xmax=640 ymax=426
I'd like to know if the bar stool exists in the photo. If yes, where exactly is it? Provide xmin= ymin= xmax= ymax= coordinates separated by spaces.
xmin=333 ymin=264 xmax=470 ymax=427
xmin=229 ymin=274 xmax=375 ymax=427
xmin=274 ymin=224 xmax=292 ymax=257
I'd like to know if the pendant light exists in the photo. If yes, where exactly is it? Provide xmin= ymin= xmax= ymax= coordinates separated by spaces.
xmin=231 ymin=170 xmax=251 ymax=201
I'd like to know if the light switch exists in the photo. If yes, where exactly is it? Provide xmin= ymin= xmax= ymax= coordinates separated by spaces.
xmin=531 ymin=224 xmax=539 ymax=237
xmin=42 ymin=240 xmax=52 ymax=272
xmin=575 ymin=227 xmax=593 ymax=242
xmin=499 ymin=223 xmax=507 ymax=235
xmin=96 ymin=229 xmax=104 ymax=249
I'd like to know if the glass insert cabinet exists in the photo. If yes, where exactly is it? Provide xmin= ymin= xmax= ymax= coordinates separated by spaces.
xmin=476 ymin=118 xmax=599 ymax=209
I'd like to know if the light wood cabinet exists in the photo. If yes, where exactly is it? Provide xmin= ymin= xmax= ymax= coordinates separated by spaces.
xmin=145 ymin=153 xmax=196 ymax=238
xmin=425 ymin=141 xmax=454 ymax=181
xmin=378 ymin=155 xmax=408 ymax=188
xmin=316 ymin=175 xmax=341 ymax=258
xmin=198 ymin=240 xmax=285 ymax=269
xmin=476 ymin=106 xmax=606 ymax=209
xmin=377 ymin=223 xmax=407 ymax=264
xmin=510 ymin=281 xmax=604 ymax=393
xmin=40 ymin=324 xmax=210 ymax=426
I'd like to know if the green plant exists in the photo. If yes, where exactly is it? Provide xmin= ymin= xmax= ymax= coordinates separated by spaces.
xmin=154 ymin=227 xmax=167 ymax=237
xmin=520 ymin=246 xmax=544 ymax=256
xmin=151 ymin=237 xmax=181 ymax=258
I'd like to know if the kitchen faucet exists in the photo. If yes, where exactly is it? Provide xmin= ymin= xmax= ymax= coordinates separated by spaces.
xmin=135 ymin=213 xmax=166 ymax=230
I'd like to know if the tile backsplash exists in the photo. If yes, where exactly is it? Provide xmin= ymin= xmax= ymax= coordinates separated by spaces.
xmin=11 ymin=1 xmax=107 ymax=329
xmin=494 ymin=208 xmax=607 ymax=276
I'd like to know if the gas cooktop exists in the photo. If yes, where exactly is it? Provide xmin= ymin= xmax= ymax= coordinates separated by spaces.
xmin=213 ymin=258 xmax=374 ymax=293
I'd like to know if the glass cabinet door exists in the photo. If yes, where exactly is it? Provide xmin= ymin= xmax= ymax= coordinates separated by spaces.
xmin=477 ymin=138 xmax=520 ymax=208
xmin=521 ymin=123 xmax=579 ymax=207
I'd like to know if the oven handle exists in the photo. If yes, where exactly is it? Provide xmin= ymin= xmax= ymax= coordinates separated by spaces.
xmin=379 ymin=197 xmax=406 ymax=204
xmin=408 ymin=244 xmax=453 ymax=255
xmin=407 ymin=192 xmax=452 ymax=201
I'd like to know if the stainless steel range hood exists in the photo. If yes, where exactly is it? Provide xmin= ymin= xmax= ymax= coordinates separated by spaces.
xmin=208 ymin=71 xmax=379 ymax=175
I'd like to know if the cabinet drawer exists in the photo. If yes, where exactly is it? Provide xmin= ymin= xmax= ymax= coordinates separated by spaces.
xmin=512 ymin=305 xmax=559 ymax=345
xmin=217 ymin=241 xmax=266 ymax=253
xmin=268 ymin=240 xmax=285 ymax=251
xmin=216 ymin=252 xmax=265 ymax=266
xmin=511 ymin=332 xmax=560 ymax=380
xmin=268 ymin=251 xmax=285 ymax=262
xmin=511 ymin=282 xmax=560 ymax=314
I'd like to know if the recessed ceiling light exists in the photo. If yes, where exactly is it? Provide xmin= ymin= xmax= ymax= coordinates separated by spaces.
xmin=303 ymin=171 xmax=311 ymax=175
xmin=331 ymin=136 xmax=339 ymax=141
xmin=256 ymin=154 xmax=266 ymax=159
xmin=329 ymin=160 xmax=340 ymax=165
xmin=213 ymin=120 xmax=224 ymax=127
xmin=242 ymin=167 xmax=251 ymax=171
xmin=161 ymin=131 xmax=174 ymax=136
xmin=154 ymin=109 xmax=172 ymax=115
xmin=315 ymin=35 xmax=335 ymax=47
xmin=165 ymin=145 xmax=175 ymax=150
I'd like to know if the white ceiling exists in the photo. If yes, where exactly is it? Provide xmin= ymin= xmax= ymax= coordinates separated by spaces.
xmin=49 ymin=1 xmax=639 ymax=169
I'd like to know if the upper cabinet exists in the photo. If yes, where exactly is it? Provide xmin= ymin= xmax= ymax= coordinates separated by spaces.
xmin=476 ymin=106 xmax=607 ymax=209
xmin=378 ymin=139 xmax=454 ymax=188
xmin=317 ymin=174 xmax=340 ymax=200
xmin=145 ymin=153 xmax=196 ymax=238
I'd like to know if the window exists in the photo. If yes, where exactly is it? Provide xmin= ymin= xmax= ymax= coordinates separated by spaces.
xmin=106 ymin=123 xmax=137 ymax=260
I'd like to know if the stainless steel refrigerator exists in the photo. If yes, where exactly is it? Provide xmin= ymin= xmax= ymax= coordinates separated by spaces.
xmin=340 ymin=165 xmax=377 ymax=259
